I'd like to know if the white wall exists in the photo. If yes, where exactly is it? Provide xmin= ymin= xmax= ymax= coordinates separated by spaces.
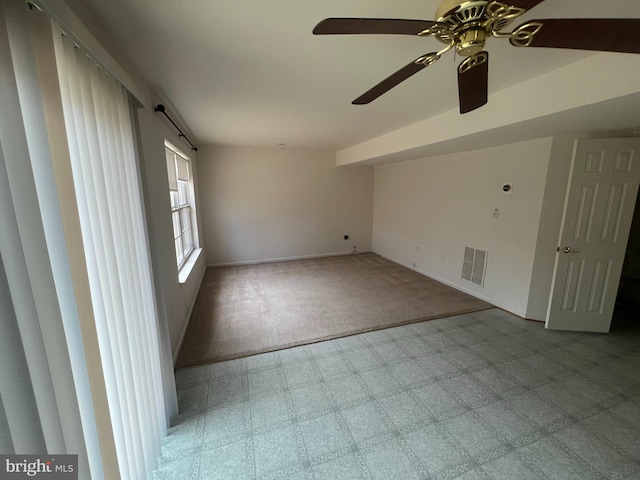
xmin=373 ymin=138 xmax=553 ymax=317
xmin=198 ymin=146 xmax=374 ymax=265
xmin=137 ymin=108 xmax=207 ymax=359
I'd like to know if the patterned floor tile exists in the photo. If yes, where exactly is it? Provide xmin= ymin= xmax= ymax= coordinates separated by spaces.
xmin=341 ymin=402 xmax=392 ymax=445
xmin=175 ymin=364 xmax=211 ymax=387
xmin=473 ymin=401 xmax=538 ymax=443
xmin=203 ymin=402 xmax=248 ymax=444
xmin=249 ymin=392 xmax=292 ymax=431
xmin=199 ymin=439 xmax=247 ymax=480
xmin=311 ymin=451 xmax=370 ymax=480
xmin=412 ymin=382 xmax=464 ymax=418
xmin=282 ymin=359 xmax=323 ymax=388
xmin=344 ymin=346 xmax=385 ymax=371
xmin=332 ymin=334 xmax=366 ymax=352
xmin=357 ymin=366 xmax=404 ymax=397
xmin=440 ymin=412 xmax=503 ymax=457
xmin=248 ymin=367 xmax=285 ymax=397
xmin=298 ymin=413 xmax=352 ymax=460
xmin=581 ymin=412 xmax=640 ymax=460
xmin=246 ymin=351 xmax=280 ymax=371
xmin=394 ymin=335 xmax=436 ymax=357
xmin=552 ymin=423 xmax=630 ymax=476
xmin=277 ymin=345 xmax=311 ymax=364
xmin=159 ymin=307 xmax=640 ymax=480
xmin=389 ymin=359 xmax=434 ymax=388
xmin=361 ymin=438 xmax=424 ymax=480
xmin=608 ymin=399 xmax=640 ymax=429
xmin=417 ymin=353 xmax=462 ymax=378
xmin=423 ymin=331 xmax=460 ymax=350
xmin=471 ymin=367 xmax=519 ymax=396
xmin=359 ymin=329 xmax=392 ymax=346
xmin=377 ymin=391 xmax=432 ymax=430
xmin=519 ymin=352 xmax=576 ymax=380
xmin=533 ymin=381 xmax=594 ymax=415
xmin=402 ymin=423 xmax=467 ymax=476
xmin=372 ymin=342 xmax=411 ymax=365
xmin=444 ymin=347 xmax=489 ymax=371
xmin=289 ymin=382 xmax=334 ymax=418
xmin=442 ymin=326 xmax=484 ymax=346
xmin=315 ymin=353 xmax=353 ymax=379
xmin=325 ymin=374 xmax=371 ymax=406
xmin=496 ymin=359 xmax=551 ymax=387
xmin=518 ymin=436 xmax=602 ymax=480
xmin=481 ymin=451 xmax=544 ymax=480
xmin=209 ymin=374 xmax=248 ymax=408
xmin=252 ymin=425 xmax=302 ymax=478
xmin=210 ymin=358 xmax=247 ymax=379
xmin=441 ymin=374 xmax=497 ymax=407
xmin=507 ymin=391 xmax=568 ymax=428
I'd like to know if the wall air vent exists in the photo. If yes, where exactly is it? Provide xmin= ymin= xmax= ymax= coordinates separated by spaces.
xmin=462 ymin=247 xmax=487 ymax=287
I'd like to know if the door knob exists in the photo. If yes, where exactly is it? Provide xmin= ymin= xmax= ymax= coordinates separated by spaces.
xmin=561 ymin=247 xmax=579 ymax=254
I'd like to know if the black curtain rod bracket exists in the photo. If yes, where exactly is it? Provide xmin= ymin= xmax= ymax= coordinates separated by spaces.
xmin=154 ymin=104 xmax=198 ymax=151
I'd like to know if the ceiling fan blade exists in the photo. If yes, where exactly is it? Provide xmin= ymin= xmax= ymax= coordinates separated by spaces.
xmin=458 ymin=52 xmax=489 ymax=114
xmin=504 ymin=0 xmax=546 ymax=12
xmin=352 ymin=55 xmax=438 ymax=105
xmin=313 ymin=18 xmax=437 ymax=35
xmin=510 ymin=19 xmax=640 ymax=54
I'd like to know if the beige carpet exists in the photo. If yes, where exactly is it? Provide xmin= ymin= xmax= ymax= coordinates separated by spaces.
xmin=176 ymin=253 xmax=492 ymax=368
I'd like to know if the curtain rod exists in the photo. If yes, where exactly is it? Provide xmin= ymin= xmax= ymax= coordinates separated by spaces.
xmin=153 ymin=104 xmax=198 ymax=151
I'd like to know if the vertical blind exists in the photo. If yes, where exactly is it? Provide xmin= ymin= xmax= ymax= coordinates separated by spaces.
xmin=53 ymin=30 xmax=166 ymax=479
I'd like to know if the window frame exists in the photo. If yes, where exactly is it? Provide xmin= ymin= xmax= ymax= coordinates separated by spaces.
xmin=165 ymin=141 xmax=198 ymax=270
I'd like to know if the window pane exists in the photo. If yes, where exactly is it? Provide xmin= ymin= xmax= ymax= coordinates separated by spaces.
xmin=177 ymin=181 xmax=188 ymax=206
xmin=175 ymin=236 xmax=183 ymax=265
xmin=183 ymin=228 xmax=193 ymax=251
xmin=176 ymin=157 xmax=189 ymax=181
xmin=172 ymin=211 xmax=181 ymax=239
xmin=180 ymin=207 xmax=191 ymax=232
xmin=165 ymin=149 xmax=177 ymax=190
xmin=170 ymin=191 xmax=179 ymax=210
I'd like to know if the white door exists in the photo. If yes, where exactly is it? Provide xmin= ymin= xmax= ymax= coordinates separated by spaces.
xmin=546 ymin=138 xmax=640 ymax=332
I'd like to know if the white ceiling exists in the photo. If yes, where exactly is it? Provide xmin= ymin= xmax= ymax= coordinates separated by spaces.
xmin=81 ymin=0 xmax=640 ymax=152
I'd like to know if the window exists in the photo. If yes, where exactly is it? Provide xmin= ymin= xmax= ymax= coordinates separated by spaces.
xmin=165 ymin=142 xmax=197 ymax=268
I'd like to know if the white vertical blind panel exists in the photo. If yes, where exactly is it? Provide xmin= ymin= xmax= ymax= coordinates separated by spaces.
xmin=54 ymin=31 xmax=165 ymax=479
xmin=54 ymin=37 xmax=130 ymax=477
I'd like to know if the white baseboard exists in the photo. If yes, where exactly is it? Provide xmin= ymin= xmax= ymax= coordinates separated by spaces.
xmin=524 ymin=313 xmax=546 ymax=322
xmin=207 ymin=250 xmax=364 ymax=268
xmin=375 ymin=253 xmax=532 ymax=320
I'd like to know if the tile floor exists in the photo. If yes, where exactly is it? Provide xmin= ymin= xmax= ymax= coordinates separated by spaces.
xmin=156 ymin=307 xmax=640 ymax=479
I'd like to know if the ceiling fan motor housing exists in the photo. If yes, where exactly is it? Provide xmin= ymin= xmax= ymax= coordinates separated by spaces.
xmin=455 ymin=26 xmax=488 ymax=56
xmin=434 ymin=0 xmax=515 ymax=56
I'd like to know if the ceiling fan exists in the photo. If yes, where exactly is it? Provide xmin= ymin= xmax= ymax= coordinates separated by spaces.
xmin=313 ymin=0 xmax=640 ymax=113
